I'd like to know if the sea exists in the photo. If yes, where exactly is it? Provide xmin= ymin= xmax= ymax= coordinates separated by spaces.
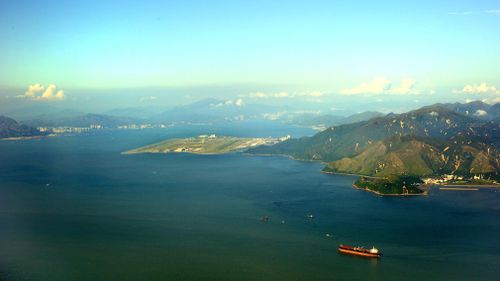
xmin=0 ymin=121 xmax=499 ymax=281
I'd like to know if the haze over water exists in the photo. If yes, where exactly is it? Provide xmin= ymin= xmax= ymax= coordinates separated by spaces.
xmin=0 ymin=123 xmax=498 ymax=281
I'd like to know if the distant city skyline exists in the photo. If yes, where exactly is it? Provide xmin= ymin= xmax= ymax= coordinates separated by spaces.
xmin=0 ymin=0 xmax=499 ymax=111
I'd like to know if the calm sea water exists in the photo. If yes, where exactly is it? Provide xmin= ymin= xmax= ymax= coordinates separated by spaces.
xmin=0 ymin=122 xmax=499 ymax=281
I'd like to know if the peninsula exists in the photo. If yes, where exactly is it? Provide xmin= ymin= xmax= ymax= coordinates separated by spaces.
xmin=353 ymin=175 xmax=427 ymax=196
xmin=124 ymin=134 xmax=288 ymax=155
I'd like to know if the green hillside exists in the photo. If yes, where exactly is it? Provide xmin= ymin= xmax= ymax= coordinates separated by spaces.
xmin=323 ymin=136 xmax=499 ymax=177
xmin=0 ymin=115 xmax=45 ymax=139
xmin=354 ymin=175 xmax=425 ymax=195
xmin=248 ymin=102 xmax=499 ymax=177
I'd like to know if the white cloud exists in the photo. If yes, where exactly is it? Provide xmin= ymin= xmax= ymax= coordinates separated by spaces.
xmin=485 ymin=9 xmax=500 ymax=15
xmin=448 ymin=11 xmax=477 ymax=15
xmin=340 ymin=77 xmax=390 ymax=95
xmin=474 ymin=109 xmax=488 ymax=117
xmin=449 ymin=10 xmax=500 ymax=16
xmin=211 ymin=98 xmax=245 ymax=108
xmin=25 ymin=83 xmax=45 ymax=97
xmin=20 ymin=83 xmax=65 ymax=100
xmin=391 ymin=78 xmax=416 ymax=95
xmin=249 ymin=92 xmax=291 ymax=99
xmin=139 ymin=96 xmax=157 ymax=102
xmin=235 ymin=98 xmax=244 ymax=106
xmin=454 ymin=82 xmax=499 ymax=94
xmin=458 ymin=83 xmax=499 ymax=104
xmin=482 ymin=96 xmax=500 ymax=104
xmin=247 ymin=90 xmax=328 ymax=103
xmin=340 ymin=78 xmax=420 ymax=96
xmin=303 ymin=91 xmax=325 ymax=97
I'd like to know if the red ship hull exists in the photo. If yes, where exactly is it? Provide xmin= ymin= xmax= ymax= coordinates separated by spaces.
xmin=338 ymin=245 xmax=381 ymax=258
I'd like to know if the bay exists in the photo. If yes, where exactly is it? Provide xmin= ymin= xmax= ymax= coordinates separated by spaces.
xmin=0 ymin=122 xmax=498 ymax=281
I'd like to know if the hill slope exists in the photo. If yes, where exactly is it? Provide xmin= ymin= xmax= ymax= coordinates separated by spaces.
xmin=249 ymin=105 xmax=485 ymax=162
xmin=248 ymin=102 xmax=499 ymax=176
xmin=0 ymin=115 xmax=45 ymax=139
xmin=323 ymin=136 xmax=499 ymax=176
xmin=23 ymin=113 xmax=141 ymax=128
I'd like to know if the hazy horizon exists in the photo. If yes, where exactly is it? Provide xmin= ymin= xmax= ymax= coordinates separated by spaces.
xmin=1 ymin=1 xmax=499 ymax=114
xmin=1 ymin=2 xmax=499 ymax=280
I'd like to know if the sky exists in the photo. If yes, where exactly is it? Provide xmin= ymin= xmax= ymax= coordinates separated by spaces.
xmin=0 ymin=0 xmax=499 ymax=112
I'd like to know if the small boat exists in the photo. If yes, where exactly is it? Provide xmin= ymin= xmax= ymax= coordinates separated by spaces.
xmin=338 ymin=244 xmax=381 ymax=258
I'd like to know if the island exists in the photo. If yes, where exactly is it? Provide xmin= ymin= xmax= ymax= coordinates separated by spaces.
xmin=123 ymin=134 xmax=289 ymax=155
xmin=353 ymin=175 xmax=427 ymax=196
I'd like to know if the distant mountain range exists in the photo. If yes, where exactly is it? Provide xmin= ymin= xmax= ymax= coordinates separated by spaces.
xmin=440 ymin=101 xmax=500 ymax=121
xmin=0 ymin=115 xmax=45 ymax=139
xmin=249 ymin=101 xmax=500 ymax=177
xmin=104 ymin=107 xmax=164 ymax=119
xmin=2 ymin=97 xmax=393 ymax=129
xmin=7 ymin=98 xmax=282 ymax=127
xmin=324 ymin=135 xmax=498 ymax=176
xmin=23 ymin=113 xmax=142 ymax=128
xmin=149 ymin=98 xmax=280 ymax=124
xmin=282 ymin=111 xmax=384 ymax=129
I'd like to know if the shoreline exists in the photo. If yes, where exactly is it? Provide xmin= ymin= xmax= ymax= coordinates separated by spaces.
xmin=0 ymin=135 xmax=47 ymax=141
xmin=439 ymin=187 xmax=479 ymax=191
xmin=441 ymin=184 xmax=500 ymax=188
xmin=321 ymin=170 xmax=382 ymax=179
xmin=352 ymin=184 xmax=428 ymax=197
xmin=123 ymin=137 xmax=277 ymax=156
xmin=245 ymin=152 xmax=328 ymax=165
xmin=122 ymin=150 xmax=240 ymax=156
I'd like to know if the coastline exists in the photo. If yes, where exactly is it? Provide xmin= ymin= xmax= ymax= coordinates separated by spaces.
xmin=0 ymin=135 xmax=47 ymax=141
xmin=441 ymin=184 xmax=500 ymax=188
xmin=352 ymin=184 xmax=428 ymax=197
xmin=245 ymin=152 xmax=328 ymax=164
xmin=122 ymin=150 xmax=244 ymax=156
xmin=321 ymin=170 xmax=381 ymax=179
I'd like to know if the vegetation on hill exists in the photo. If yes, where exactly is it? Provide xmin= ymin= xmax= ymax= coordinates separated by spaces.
xmin=282 ymin=111 xmax=384 ymax=130
xmin=249 ymin=105 xmax=486 ymax=162
xmin=354 ymin=175 xmax=425 ymax=195
xmin=23 ymin=113 xmax=141 ymax=128
xmin=248 ymin=102 xmax=500 ymax=177
xmin=0 ymin=115 xmax=45 ymax=139
xmin=323 ymin=136 xmax=499 ymax=177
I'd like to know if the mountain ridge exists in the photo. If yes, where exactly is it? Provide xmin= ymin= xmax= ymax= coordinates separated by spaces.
xmin=0 ymin=115 xmax=46 ymax=139
xmin=248 ymin=102 xmax=500 ymax=176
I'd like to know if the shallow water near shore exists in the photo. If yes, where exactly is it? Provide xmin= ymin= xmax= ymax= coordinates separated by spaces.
xmin=0 ymin=123 xmax=499 ymax=281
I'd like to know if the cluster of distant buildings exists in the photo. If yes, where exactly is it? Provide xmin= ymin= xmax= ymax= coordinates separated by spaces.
xmin=38 ymin=123 xmax=171 ymax=134
xmin=38 ymin=127 xmax=94 ymax=134
xmin=423 ymin=174 xmax=495 ymax=185
xmin=198 ymin=134 xmax=217 ymax=139
xmin=117 ymin=124 xmax=171 ymax=129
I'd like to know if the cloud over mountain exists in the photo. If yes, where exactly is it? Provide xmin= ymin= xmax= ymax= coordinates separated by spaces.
xmin=247 ymin=91 xmax=325 ymax=100
xmin=455 ymin=82 xmax=500 ymax=104
xmin=21 ymin=84 xmax=65 ymax=100
xmin=249 ymin=92 xmax=291 ymax=99
xmin=340 ymin=78 xmax=418 ymax=96
xmin=454 ymin=82 xmax=499 ymax=94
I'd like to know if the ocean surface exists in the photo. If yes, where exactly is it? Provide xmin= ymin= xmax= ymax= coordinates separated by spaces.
xmin=0 ymin=121 xmax=499 ymax=281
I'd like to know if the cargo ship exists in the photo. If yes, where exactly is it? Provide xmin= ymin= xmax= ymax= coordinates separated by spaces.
xmin=338 ymin=244 xmax=381 ymax=258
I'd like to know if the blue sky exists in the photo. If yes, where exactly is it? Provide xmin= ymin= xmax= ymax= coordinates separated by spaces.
xmin=0 ymin=0 xmax=499 ymax=111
